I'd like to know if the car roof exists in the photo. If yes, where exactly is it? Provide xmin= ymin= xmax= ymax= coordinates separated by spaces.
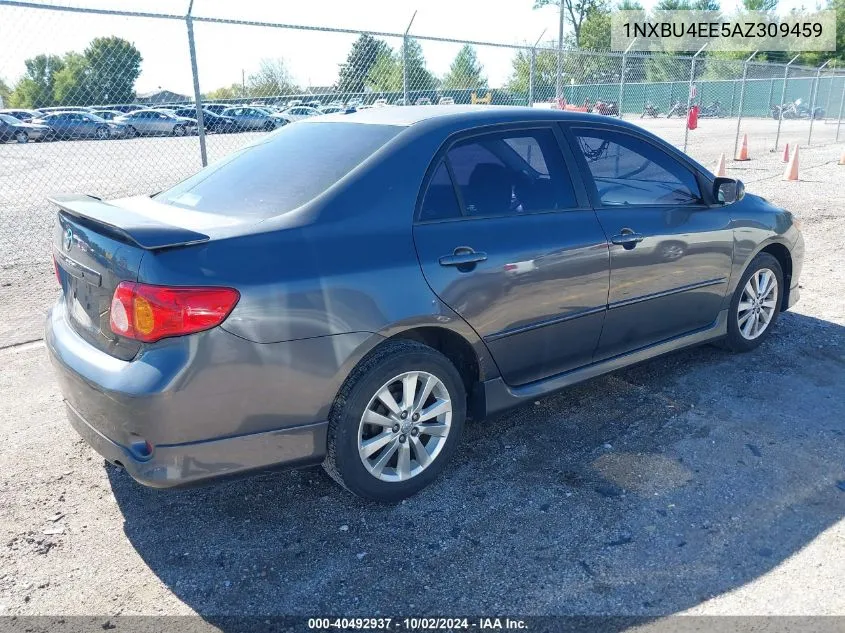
xmin=308 ymin=105 xmax=632 ymax=129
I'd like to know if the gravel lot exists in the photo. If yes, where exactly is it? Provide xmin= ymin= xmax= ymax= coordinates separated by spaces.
xmin=0 ymin=113 xmax=843 ymax=622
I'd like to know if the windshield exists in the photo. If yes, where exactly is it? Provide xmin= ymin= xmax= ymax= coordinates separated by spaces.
xmin=155 ymin=121 xmax=401 ymax=218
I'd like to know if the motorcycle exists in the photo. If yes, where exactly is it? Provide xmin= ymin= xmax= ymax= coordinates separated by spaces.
xmin=666 ymin=100 xmax=688 ymax=118
xmin=699 ymin=100 xmax=726 ymax=118
xmin=771 ymin=98 xmax=825 ymax=120
xmin=640 ymin=102 xmax=660 ymax=118
xmin=592 ymin=100 xmax=619 ymax=116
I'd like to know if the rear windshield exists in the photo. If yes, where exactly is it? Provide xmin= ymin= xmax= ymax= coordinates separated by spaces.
xmin=155 ymin=122 xmax=401 ymax=217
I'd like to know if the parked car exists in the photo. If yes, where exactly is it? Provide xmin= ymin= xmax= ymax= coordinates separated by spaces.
xmin=46 ymin=106 xmax=804 ymax=501
xmin=95 ymin=104 xmax=144 ymax=113
xmin=167 ymin=107 xmax=236 ymax=133
xmin=416 ymin=97 xmax=432 ymax=105
xmin=203 ymin=103 xmax=233 ymax=116
xmin=0 ymin=113 xmax=52 ymax=143
xmin=0 ymin=108 xmax=44 ymax=123
xmin=286 ymin=99 xmax=303 ymax=108
xmin=373 ymin=98 xmax=390 ymax=107
xmin=89 ymin=109 xmax=123 ymax=121
xmin=305 ymin=100 xmax=322 ymax=109
xmin=220 ymin=106 xmax=277 ymax=131
xmin=438 ymin=96 xmax=455 ymax=105
xmin=277 ymin=106 xmax=320 ymax=122
xmin=33 ymin=112 xmax=127 ymax=140
xmin=115 ymin=109 xmax=197 ymax=136
xmin=318 ymin=106 xmax=346 ymax=115
xmin=37 ymin=106 xmax=93 ymax=114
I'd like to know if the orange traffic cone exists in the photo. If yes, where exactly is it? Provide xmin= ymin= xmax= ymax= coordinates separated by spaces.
xmin=783 ymin=144 xmax=799 ymax=181
xmin=782 ymin=143 xmax=790 ymax=163
xmin=839 ymin=148 xmax=845 ymax=165
xmin=714 ymin=153 xmax=726 ymax=177
xmin=736 ymin=134 xmax=750 ymax=161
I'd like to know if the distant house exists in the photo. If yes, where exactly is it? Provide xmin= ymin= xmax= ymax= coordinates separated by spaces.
xmin=137 ymin=89 xmax=190 ymax=105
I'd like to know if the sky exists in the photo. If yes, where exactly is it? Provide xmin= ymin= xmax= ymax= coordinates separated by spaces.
xmin=0 ymin=0 xmax=819 ymax=97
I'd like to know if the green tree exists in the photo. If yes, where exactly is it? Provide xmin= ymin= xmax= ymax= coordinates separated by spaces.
xmin=247 ymin=58 xmax=299 ymax=97
xmin=441 ymin=45 xmax=487 ymax=89
xmin=366 ymin=47 xmax=402 ymax=92
xmin=508 ymin=47 xmax=559 ymax=100
xmin=534 ymin=0 xmax=607 ymax=47
xmin=337 ymin=34 xmax=390 ymax=94
xmin=742 ymin=0 xmax=777 ymax=9
xmin=53 ymin=52 xmax=91 ymax=106
xmin=9 ymin=54 xmax=64 ymax=108
xmin=84 ymin=37 xmax=142 ymax=104
xmin=577 ymin=7 xmax=612 ymax=50
xmin=400 ymin=38 xmax=437 ymax=92
xmin=204 ymin=83 xmax=243 ymax=100
xmin=0 ymin=77 xmax=10 ymax=106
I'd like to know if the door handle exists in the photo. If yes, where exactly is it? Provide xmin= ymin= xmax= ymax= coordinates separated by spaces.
xmin=611 ymin=230 xmax=644 ymax=249
xmin=439 ymin=248 xmax=487 ymax=268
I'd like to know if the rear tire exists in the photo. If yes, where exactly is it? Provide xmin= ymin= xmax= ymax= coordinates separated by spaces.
xmin=263 ymin=120 xmax=275 ymax=131
xmin=96 ymin=126 xmax=109 ymax=140
xmin=721 ymin=253 xmax=783 ymax=353
xmin=126 ymin=125 xmax=138 ymax=137
xmin=323 ymin=340 xmax=467 ymax=502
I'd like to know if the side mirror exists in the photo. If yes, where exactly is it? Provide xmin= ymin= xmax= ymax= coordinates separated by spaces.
xmin=714 ymin=177 xmax=745 ymax=204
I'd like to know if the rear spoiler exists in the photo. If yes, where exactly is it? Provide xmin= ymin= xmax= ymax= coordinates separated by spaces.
xmin=48 ymin=194 xmax=210 ymax=250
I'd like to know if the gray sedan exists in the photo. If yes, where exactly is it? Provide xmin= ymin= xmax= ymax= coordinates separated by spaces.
xmin=0 ymin=113 xmax=52 ymax=143
xmin=115 ymin=109 xmax=197 ymax=137
xmin=46 ymin=107 xmax=804 ymax=502
xmin=220 ymin=106 xmax=277 ymax=131
xmin=34 ymin=112 xmax=127 ymax=140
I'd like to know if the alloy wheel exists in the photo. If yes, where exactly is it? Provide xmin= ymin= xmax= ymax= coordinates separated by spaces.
xmin=737 ymin=268 xmax=778 ymax=340
xmin=357 ymin=371 xmax=452 ymax=483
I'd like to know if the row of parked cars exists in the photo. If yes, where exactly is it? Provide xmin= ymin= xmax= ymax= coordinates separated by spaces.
xmin=0 ymin=98 xmax=369 ymax=144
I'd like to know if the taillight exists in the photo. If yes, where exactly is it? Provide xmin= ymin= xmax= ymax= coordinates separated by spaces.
xmin=53 ymin=254 xmax=61 ymax=285
xmin=109 ymin=282 xmax=239 ymax=343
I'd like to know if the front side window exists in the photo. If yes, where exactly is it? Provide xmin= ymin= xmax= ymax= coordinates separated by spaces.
xmin=445 ymin=128 xmax=577 ymax=218
xmin=573 ymin=129 xmax=702 ymax=206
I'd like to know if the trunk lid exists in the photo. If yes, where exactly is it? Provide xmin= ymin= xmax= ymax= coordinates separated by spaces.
xmin=51 ymin=194 xmax=244 ymax=360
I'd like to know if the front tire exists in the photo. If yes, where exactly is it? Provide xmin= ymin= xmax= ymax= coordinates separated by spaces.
xmin=722 ymin=253 xmax=783 ymax=352
xmin=173 ymin=124 xmax=186 ymax=137
xmin=96 ymin=126 xmax=109 ymax=140
xmin=14 ymin=131 xmax=28 ymax=144
xmin=323 ymin=340 xmax=467 ymax=502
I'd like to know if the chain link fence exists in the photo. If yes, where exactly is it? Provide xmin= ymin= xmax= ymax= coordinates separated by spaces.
xmin=1 ymin=0 xmax=844 ymax=268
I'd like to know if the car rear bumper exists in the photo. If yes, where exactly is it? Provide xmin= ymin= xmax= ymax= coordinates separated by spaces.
xmin=44 ymin=299 xmax=371 ymax=488
xmin=63 ymin=398 xmax=327 ymax=488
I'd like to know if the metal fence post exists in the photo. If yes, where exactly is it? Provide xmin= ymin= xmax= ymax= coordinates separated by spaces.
xmin=808 ymin=59 xmax=829 ymax=145
xmin=528 ymin=30 xmax=546 ymax=107
xmin=555 ymin=2 xmax=563 ymax=99
xmin=185 ymin=0 xmax=207 ymax=167
xmin=774 ymin=54 xmax=799 ymax=151
xmin=683 ymin=43 xmax=707 ymax=154
xmin=733 ymin=51 xmax=757 ymax=160
xmin=403 ymin=11 xmax=416 ymax=106
xmin=618 ymin=40 xmax=635 ymax=119
xmin=824 ymin=60 xmax=835 ymax=119
xmin=837 ymin=71 xmax=845 ymax=142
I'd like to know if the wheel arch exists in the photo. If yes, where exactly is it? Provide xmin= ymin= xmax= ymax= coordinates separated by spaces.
xmin=752 ymin=240 xmax=794 ymax=310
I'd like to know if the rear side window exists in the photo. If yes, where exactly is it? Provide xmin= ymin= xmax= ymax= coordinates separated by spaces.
xmin=573 ymin=129 xmax=702 ymax=206
xmin=156 ymin=122 xmax=401 ymax=218
xmin=445 ymin=128 xmax=577 ymax=218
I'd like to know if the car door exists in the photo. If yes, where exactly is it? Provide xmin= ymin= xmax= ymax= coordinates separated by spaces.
xmin=565 ymin=124 xmax=733 ymax=360
xmin=413 ymin=125 xmax=610 ymax=386
xmin=79 ymin=115 xmax=97 ymax=137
